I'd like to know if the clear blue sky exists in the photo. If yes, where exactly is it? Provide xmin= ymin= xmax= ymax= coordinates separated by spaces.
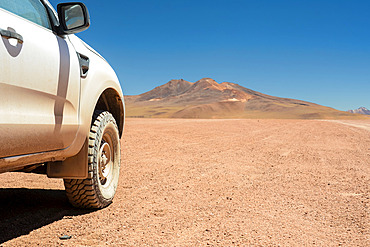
xmin=50 ymin=0 xmax=370 ymax=111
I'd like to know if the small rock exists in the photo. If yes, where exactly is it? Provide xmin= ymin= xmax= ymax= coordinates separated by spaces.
xmin=59 ymin=235 xmax=72 ymax=240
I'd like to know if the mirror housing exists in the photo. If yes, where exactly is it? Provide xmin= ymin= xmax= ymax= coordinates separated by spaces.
xmin=57 ymin=2 xmax=90 ymax=34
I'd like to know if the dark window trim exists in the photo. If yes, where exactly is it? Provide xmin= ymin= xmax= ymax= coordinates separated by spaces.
xmin=40 ymin=0 xmax=60 ymax=34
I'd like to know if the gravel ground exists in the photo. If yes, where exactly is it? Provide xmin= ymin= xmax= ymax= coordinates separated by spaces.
xmin=0 ymin=119 xmax=369 ymax=246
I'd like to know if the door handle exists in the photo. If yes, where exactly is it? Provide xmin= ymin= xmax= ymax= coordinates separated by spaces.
xmin=0 ymin=28 xmax=23 ymax=44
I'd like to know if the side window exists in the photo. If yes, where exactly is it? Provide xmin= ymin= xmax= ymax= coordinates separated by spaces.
xmin=0 ymin=0 xmax=51 ymax=29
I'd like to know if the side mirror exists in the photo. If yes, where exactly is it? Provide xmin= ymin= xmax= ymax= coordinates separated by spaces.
xmin=57 ymin=2 xmax=90 ymax=34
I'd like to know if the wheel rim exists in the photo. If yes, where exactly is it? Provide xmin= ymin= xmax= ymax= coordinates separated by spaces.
xmin=99 ymin=134 xmax=113 ymax=187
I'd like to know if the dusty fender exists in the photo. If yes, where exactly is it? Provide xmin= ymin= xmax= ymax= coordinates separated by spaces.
xmin=47 ymin=35 xmax=125 ymax=179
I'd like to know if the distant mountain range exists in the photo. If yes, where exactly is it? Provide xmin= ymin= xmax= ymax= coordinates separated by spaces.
xmin=347 ymin=107 xmax=370 ymax=115
xmin=124 ymin=78 xmax=369 ymax=119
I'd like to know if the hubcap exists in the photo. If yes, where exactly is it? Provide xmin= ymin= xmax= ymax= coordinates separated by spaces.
xmin=99 ymin=140 xmax=112 ymax=186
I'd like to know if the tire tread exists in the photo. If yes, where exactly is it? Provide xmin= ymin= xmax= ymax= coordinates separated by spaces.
xmin=64 ymin=111 xmax=119 ymax=209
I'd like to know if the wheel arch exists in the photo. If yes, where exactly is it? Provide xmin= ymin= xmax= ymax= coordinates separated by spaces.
xmin=94 ymin=88 xmax=125 ymax=138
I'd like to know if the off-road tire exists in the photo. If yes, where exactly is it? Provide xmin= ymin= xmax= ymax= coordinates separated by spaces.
xmin=64 ymin=111 xmax=120 ymax=209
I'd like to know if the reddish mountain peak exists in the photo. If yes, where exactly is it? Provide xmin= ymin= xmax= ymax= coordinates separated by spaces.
xmin=191 ymin=78 xmax=225 ymax=91
xmin=197 ymin=77 xmax=217 ymax=83
xmin=167 ymin=79 xmax=192 ymax=86
xmin=163 ymin=79 xmax=193 ymax=92
xmin=138 ymin=79 xmax=192 ymax=100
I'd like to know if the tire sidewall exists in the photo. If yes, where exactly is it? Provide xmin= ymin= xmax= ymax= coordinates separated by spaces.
xmin=93 ymin=113 xmax=120 ymax=204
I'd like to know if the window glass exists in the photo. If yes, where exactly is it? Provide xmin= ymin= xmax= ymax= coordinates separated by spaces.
xmin=0 ymin=0 xmax=51 ymax=29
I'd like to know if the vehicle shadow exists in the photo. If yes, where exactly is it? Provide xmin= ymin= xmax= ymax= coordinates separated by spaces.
xmin=0 ymin=188 xmax=93 ymax=244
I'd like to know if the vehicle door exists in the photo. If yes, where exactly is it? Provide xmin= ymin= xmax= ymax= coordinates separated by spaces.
xmin=0 ymin=0 xmax=80 ymax=158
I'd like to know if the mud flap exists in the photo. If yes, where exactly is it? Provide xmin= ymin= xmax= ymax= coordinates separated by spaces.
xmin=47 ymin=139 xmax=88 ymax=179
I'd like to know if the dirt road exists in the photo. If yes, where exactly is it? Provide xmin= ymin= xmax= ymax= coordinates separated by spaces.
xmin=1 ymin=119 xmax=369 ymax=246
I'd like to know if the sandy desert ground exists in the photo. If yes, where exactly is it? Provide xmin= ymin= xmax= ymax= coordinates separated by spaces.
xmin=0 ymin=118 xmax=369 ymax=246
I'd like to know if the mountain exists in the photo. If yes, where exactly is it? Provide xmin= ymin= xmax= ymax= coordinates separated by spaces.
xmin=125 ymin=78 xmax=369 ymax=119
xmin=347 ymin=107 xmax=370 ymax=115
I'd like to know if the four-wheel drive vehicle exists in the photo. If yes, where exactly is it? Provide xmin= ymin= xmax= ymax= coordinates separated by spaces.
xmin=0 ymin=1 xmax=124 ymax=208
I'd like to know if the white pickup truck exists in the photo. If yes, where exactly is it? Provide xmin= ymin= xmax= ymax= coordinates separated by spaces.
xmin=0 ymin=0 xmax=125 ymax=209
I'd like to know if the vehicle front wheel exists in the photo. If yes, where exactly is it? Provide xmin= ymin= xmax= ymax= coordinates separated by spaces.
xmin=64 ymin=111 xmax=121 ymax=209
